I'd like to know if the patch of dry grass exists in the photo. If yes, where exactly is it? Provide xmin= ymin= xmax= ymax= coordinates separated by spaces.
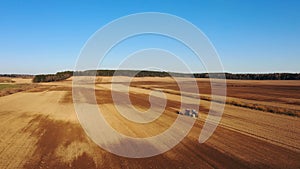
xmin=0 ymin=84 xmax=38 ymax=97
xmin=0 ymin=77 xmax=15 ymax=83
xmin=228 ymin=100 xmax=299 ymax=117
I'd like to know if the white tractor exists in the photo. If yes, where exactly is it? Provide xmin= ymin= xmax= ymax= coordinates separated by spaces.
xmin=177 ymin=109 xmax=198 ymax=118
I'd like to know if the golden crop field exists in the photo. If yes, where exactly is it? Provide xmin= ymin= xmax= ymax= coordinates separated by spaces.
xmin=0 ymin=77 xmax=299 ymax=168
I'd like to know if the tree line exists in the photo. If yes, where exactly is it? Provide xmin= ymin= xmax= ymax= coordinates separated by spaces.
xmin=32 ymin=71 xmax=73 ymax=83
xmin=32 ymin=70 xmax=300 ymax=82
xmin=74 ymin=70 xmax=191 ymax=77
xmin=194 ymin=73 xmax=300 ymax=80
xmin=0 ymin=74 xmax=33 ymax=78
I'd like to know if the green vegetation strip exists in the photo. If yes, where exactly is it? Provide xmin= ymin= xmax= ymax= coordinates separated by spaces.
xmin=0 ymin=84 xmax=38 ymax=97
xmin=0 ymin=84 xmax=18 ymax=90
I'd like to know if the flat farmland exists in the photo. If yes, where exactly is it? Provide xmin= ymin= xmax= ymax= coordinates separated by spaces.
xmin=0 ymin=77 xmax=299 ymax=169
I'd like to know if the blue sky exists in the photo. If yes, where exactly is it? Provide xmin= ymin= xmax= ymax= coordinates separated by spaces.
xmin=0 ymin=0 xmax=299 ymax=74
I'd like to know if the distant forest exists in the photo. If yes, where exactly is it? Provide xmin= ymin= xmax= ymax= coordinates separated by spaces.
xmin=0 ymin=74 xmax=33 ymax=78
xmin=32 ymin=71 xmax=73 ymax=83
xmin=30 ymin=70 xmax=300 ymax=83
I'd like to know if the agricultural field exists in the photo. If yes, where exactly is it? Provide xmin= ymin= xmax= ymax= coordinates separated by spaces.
xmin=0 ymin=77 xmax=299 ymax=168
